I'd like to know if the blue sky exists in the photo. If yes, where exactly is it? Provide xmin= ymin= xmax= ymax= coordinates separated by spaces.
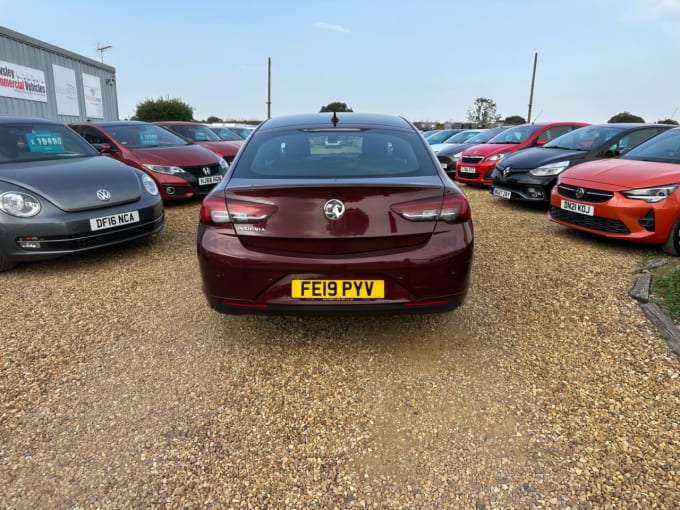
xmin=1 ymin=0 xmax=679 ymax=124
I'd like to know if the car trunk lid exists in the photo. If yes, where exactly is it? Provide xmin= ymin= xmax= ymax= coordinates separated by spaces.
xmin=224 ymin=178 xmax=445 ymax=255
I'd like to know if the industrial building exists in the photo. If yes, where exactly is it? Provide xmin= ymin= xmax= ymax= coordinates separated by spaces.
xmin=0 ymin=25 xmax=118 ymax=121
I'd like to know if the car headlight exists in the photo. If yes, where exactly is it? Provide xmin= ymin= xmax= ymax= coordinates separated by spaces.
xmin=142 ymin=163 xmax=184 ymax=175
xmin=622 ymin=184 xmax=679 ymax=203
xmin=452 ymin=152 xmax=462 ymax=161
xmin=0 ymin=191 xmax=41 ymax=217
xmin=530 ymin=160 xmax=570 ymax=177
xmin=141 ymin=174 xmax=159 ymax=195
xmin=219 ymin=158 xmax=229 ymax=170
xmin=486 ymin=151 xmax=510 ymax=162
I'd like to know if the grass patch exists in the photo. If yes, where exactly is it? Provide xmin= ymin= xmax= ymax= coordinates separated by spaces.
xmin=650 ymin=260 xmax=680 ymax=323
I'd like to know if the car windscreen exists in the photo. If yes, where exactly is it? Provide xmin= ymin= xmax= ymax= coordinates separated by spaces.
xmin=105 ymin=124 xmax=190 ymax=148
xmin=169 ymin=124 xmax=222 ymax=142
xmin=622 ymin=128 xmax=680 ymax=163
xmin=487 ymin=125 xmax=541 ymax=144
xmin=443 ymin=130 xmax=483 ymax=144
xmin=543 ymin=125 xmax=624 ymax=150
xmin=427 ymin=130 xmax=460 ymax=143
xmin=466 ymin=127 xmax=507 ymax=144
xmin=0 ymin=123 xmax=100 ymax=164
xmin=228 ymin=126 xmax=254 ymax=138
xmin=232 ymin=129 xmax=436 ymax=179
xmin=210 ymin=127 xmax=243 ymax=141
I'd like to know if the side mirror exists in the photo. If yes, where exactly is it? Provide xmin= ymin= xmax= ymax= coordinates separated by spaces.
xmin=93 ymin=142 xmax=118 ymax=154
xmin=535 ymin=139 xmax=548 ymax=146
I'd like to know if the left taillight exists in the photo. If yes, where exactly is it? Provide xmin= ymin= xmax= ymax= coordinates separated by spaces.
xmin=200 ymin=195 xmax=277 ymax=226
xmin=391 ymin=195 xmax=471 ymax=223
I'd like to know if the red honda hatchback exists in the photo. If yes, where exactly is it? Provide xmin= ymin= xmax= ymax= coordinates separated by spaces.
xmin=70 ymin=121 xmax=228 ymax=201
xmin=197 ymin=113 xmax=474 ymax=314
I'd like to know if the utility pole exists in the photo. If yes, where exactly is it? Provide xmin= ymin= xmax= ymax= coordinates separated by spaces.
xmin=97 ymin=43 xmax=112 ymax=63
xmin=267 ymin=57 xmax=272 ymax=119
xmin=527 ymin=52 xmax=538 ymax=123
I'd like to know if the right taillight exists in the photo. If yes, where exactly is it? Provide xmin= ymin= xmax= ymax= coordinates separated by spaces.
xmin=392 ymin=195 xmax=470 ymax=223
xmin=199 ymin=195 xmax=277 ymax=226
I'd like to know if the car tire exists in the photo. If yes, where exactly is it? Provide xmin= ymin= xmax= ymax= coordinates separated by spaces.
xmin=0 ymin=255 xmax=16 ymax=272
xmin=662 ymin=215 xmax=680 ymax=256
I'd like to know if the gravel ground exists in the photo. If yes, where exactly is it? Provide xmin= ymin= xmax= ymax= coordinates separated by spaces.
xmin=1 ymin=186 xmax=678 ymax=509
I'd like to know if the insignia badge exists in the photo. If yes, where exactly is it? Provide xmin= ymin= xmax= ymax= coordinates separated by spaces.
xmin=323 ymin=199 xmax=345 ymax=220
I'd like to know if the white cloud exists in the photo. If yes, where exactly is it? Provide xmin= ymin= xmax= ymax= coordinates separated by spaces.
xmin=314 ymin=22 xmax=350 ymax=33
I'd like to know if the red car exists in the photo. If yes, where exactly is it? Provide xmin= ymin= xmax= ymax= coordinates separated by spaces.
xmin=548 ymin=127 xmax=680 ymax=255
xmin=155 ymin=121 xmax=240 ymax=163
xmin=455 ymin=122 xmax=589 ymax=185
xmin=70 ymin=121 xmax=228 ymax=201
xmin=197 ymin=112 xmax=474 ymax=314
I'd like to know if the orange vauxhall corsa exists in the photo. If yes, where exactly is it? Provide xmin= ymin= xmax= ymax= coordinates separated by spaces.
xmin=548 ymin=127 xmax=680 ymax=255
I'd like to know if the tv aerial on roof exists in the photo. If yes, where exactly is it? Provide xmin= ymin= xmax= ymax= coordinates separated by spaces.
xmin=96 ymin=43 xmax=112 ymax=63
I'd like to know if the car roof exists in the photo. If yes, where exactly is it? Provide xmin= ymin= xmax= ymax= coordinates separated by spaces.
xmin=155 ymin=121 xmax=203 ymax=126
xmin=257 ymin=113 xmax=415 ymax=132
xmin=513 ymin=121 xmax=589 ymax=128
xmin=210 ymin=122 xmax=256 ymax=127
xmin=72 ymin=120 xmax=152 ymax=127
xmin=0 ymin=116 xmax=62 ymax=125
xmin=582 ymin=123 xmax=676 ymax=130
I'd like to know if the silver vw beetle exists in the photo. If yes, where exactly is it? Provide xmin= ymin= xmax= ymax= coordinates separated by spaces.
xmin=0 ymin=116 xmax=165 ymax=271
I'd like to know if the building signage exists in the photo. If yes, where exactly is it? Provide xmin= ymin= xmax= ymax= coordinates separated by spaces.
xmin=0 ymin=59 xmax=47 ymax=102
xmin=82 ymin=72 xmax=103 ymax=119
xmin=52 ymin=64 xmax=79 ymax=116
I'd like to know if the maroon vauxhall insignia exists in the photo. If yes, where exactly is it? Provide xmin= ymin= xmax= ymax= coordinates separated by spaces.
xmin=196 ymin=112 xmax=474 ymax=314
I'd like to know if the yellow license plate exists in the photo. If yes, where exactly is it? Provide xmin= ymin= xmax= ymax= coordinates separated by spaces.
xmin=291 ymin=280 xmax=385 ymax=299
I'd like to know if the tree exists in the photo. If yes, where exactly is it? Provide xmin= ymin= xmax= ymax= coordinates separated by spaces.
xmin=132 ymin=97 xmax=194 ymax=122
xmin=503 ymin=115 xmax=526 ymax=125
xmin=320 ymin=101 xmax=353 ymax=113
xmin=205 ymin=116 xmax=223 ymax=124
xmin=467 ymin=97 xmax=501 ymax=127
xmin=657 ymin=118 xmax=679 ymax=125
xmin=607 ymin=111 xmax=645 ymax=123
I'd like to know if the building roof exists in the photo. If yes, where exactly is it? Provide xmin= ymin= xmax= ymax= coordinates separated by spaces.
xmin=0 ymin=25 xmax=115 ymax=73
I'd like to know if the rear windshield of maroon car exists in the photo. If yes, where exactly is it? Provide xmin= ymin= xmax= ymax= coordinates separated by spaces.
xmin=232 ymin=129 xmax=436 ymax=178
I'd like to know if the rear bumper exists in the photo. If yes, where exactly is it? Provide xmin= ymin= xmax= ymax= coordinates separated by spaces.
xmin=197 ymin=224 xmax=474 ymax=314
xmin=212 ymin=299 xmax=464 ymax=315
